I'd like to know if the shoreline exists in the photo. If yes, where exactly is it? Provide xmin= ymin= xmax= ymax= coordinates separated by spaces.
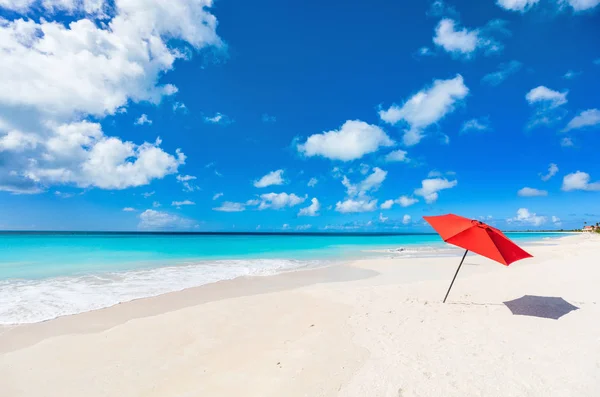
xmin=0 ymin=233 xmax=568 ymax=326
xmin=2 ymin=234 xmax=599 ymax=396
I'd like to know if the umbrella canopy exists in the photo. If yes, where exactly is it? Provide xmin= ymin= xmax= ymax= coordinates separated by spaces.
xmin=423 ymin=214 xmax=532 ymax=266
xmin=423 ymin=214 xmax=533 ymax=302
xmin=503 ymin=295 xmax=579 ymax=320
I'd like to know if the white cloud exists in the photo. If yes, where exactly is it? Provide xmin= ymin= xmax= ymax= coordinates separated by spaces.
xmin=282 ymin=224 xmax=290 ymax=230
xmin=414 ymin=178 xmax=457 ymax=204
xmin=510 ymin=208 xmax=546 ymax=226
xmin=0 ymin=0 xmax=221 ymax=193
xmin=563 ymin=70 xmax=582 ymax=79
xmin=562 ymin=109 xmax=600 ymax=131
xmin=562 ymin=171 xmax=600 ymax=191
xmin=397 ymin=195 xmax=419 ymax=207
xmin=204 ymin=112 xmax=232 ymax=125
xmin=213 ymin=201 xmax=246 ymax=212
xmin=481 ymin=60 xmax=522 ymax=86
xmin=307 ymin=177 xmax=318 ymax=187
xmin=496 ymin=0 xmax=540 ymax=12
xmin=379 ymin=75 xmax=468 ymax=146
xmin=526 ymin=86 xmax=568 ymax=108
xmin=172 ymin=102 xmax=187 ymax=112
xmin=138 ymin=209 xmax=196 ymax=230
xmin=142 ymin=191 xmax=155 ymax=198
xmin=525 ymin=86 xmax=568 ymax=128
xmin=432 ymin=18 xmax=503 ymax=58
xmin=541 ymin=163 xmax=559 ymax=181
xmin=152 ymin=201 xmax=161 ymax=208
xmin=123 ymin=207 xmax=136 ymax=212
xmin=341 ymin=167 xmax=387 ymax=198
xmin=54 ymin=190 xmax=74 ymax=198
xmin=433 ymin=18 xmax=478 ymax=55
xmin=417 ymin=47 xmax=434 ymax=57
xmin=134 ymin=114 xmax=152 ymax=126
xmin=380 ymin=199 xmax=394 ymax=210
xmin=298 ymin=198 xmax=320 ymax=217
xmin=560 ymin=0 xmax=600 ymax=11
xmin=296 ymin=224 xmax=312 ymax=230
xmin=552 ymin=216 xmax=561 ymax=226
xmin=561 ymin=137 xmax=574 ymax=147
xmin=335 ymin=199 xmax=378 ymax=213
xmin=402 ymin=215 xmax=412 ymax=225
xmin=172 ymin=200 xmax=195 ymax=206
xmin=379 ymin=213 xmax=388 ymax=222
xmin=461 ymin=117 xmax=490 ymax=133
xmin=261 ymin=113 xmax=276 ymax=123
xmin=254 ymin=169 xmax=285 ymax=188
xmin=517 ymin=187 xmax=548 ymax=197
xmin=384 ymin=149 xmax=409 ymax=162
xmin=176 ymin=174 xmax=199 ymax=192
xmin=297 ymin=120 xmax=394 ymax=161
xmin=212 ymin=192 xmax=223 ymax=200
xmin=256 ymin=192 xmax=305 ymax=210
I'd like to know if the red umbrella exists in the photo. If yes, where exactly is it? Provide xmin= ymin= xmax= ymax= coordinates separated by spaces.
xmin=423 ymin=214 xmax=533 ymax=302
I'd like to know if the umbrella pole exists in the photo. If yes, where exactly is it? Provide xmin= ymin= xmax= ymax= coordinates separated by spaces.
xmin=443 ymin=249 xmax=469 ymax=303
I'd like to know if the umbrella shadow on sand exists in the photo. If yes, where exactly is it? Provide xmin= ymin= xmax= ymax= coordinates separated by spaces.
xmin=502 ymin=295 xmax=579 ymax=320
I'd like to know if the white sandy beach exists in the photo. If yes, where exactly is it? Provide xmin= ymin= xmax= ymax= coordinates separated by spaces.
xmin=1 ymin=233 xmax=599 ymax=397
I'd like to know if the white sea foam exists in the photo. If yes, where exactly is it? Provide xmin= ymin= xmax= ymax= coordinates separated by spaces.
xmin=0 ymin=258 xmax=328 ymax=325
xmin=364 ymin=245 xmax=461 ymax=257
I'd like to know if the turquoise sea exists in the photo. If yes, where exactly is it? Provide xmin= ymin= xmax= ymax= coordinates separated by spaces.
xmin=0 ymin=232 xmax=565 ymax=324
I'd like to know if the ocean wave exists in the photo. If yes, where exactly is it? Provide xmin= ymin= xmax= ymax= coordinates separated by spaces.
xmin=0 ymin=258 xmax=329 ymax=325
xmin=363 ymin=245 xmax=462 ymax=257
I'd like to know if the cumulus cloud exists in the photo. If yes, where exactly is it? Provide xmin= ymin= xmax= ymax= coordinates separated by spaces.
xmin=517 ymin=187 xmax=548 ymax=197
xmin=254 ymin=169 xmax=285 ymax=188
xmin=142 ymin=191 xmax=155 ymax=198
xmin=461 ymin=117 xmax=491 ymax=133
xmin=341 ymin=167 xmax=387 ymax=198
xmin=172 ymin=200 xmax=195 ymax=206
xmin=384 ymin=149 xmax=409 ymax=162
xmin=176 ymin=174 xmax=199 ymax=192
xmin=296 ymin=224 xmax=312 ymax=230
xmin=496 ymin=0 xmax=540 ymax=12
xmin=203 ymin=112 xmax=233 ymax=125
xmin=307 ymin=177 xmax=318 ymax=187
xmin=380 ymin=199 xmax=394 ymax=210
xmin=335 ymin=199 xmax=378 ymax=213
xmin=298 ymin=198 xmax=320 ymax=217
xmin=497 ymin=0 xmax=599 ymax=12
xmin=0 ymin=0 xmax=221 ymax=193
xmin=541 ymin=163 xmax=559 ymax=181
xmin=255 ymin=192 xmax=305 ymax=210
xmin=562 ymin=171 xmax=600 ymax=191
xmin=396 ymin=195 xmax=419 ymax=207
xmin=134 ymin=114 xmax=152 ymax=126
xmin=509 ymin=208 xmax=546 ymax=226
xmin=526 ymin=86 xmax=568 ymax=108
xmin=379 ymin=75 xmax=468 ymax=146
xmin=432 ymin=18 xmax=504 ymax=58
xmin=562 ymin=109 xmax=600 ymax=132
xmin=379 ymin=213 xmax=389 ymax=222
xmin=402 ymin=215 xmax=412 ymax=225
xmin=525 ymin=86 xmax=568 ymax=128
xmin=123 ymin=207 xmax=136 ymax=212
xmin=414 ymin=178 xmax=457 ymax=204
xmin=138 ymin=209 xmax=197 ymax=230
xmin=559 ymin=0 xmax=600 ymax=11
xmin=297 ymin=120 xmax=394 ymax=161
xmin=213 ymin=201 xmax=246 ymax=212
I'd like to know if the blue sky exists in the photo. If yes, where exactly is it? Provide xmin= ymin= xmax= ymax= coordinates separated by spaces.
xmin=0 ymin=0 xmax=599 ymax=231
